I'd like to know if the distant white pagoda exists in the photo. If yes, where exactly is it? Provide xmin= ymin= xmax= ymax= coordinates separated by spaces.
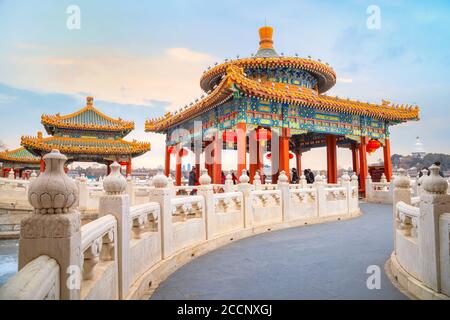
xmin=412 ymin=136 xmax=426 ymax=159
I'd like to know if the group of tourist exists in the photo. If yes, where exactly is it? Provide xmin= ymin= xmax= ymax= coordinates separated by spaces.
xmin=290 ymin=168 xmax=315 ymax=184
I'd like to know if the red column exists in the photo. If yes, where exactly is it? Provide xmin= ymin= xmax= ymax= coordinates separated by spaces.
xmin=40 ymin=158 xmax=45 ymax=172
xmin=383 ymin=138 xmax=393 ymax=182
xmin=205 ymin=141 xmax=213 ymax=178
xmin=359 ymin=136 xmax=368 ymax=195
xmin=351 ymin=145 xmax=360 ymax=175
xmin=107 ymin=162 xmax=111 ymax=175
xmin=126 ymin=159 xmax=132 ymax=176
xmin=165 ymin=145 xmax=171 ymax=177
xmin=279 ymin=127 xmax=290 ymax=181
xmin=212 ymin=134 xmax=222 ymax=184
xmin=295 ymin=151 xmax=302 ymax=173
xmin=249 ymin=130 xmax=258 ymax=183
xmin=236 ymin=122 xmax=247 ymax=177
xmin=175 ymin=148 xmax=182 ymax=186
xmin=195 ymin=148 xmax=201 ymax=183
xmin=326 ymin=135 xmax=337 ymax=184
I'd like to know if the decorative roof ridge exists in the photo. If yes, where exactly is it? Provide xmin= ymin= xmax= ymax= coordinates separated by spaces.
xmin=41 ymin=96 xmax=135 ymax=131
xmin=145 ymin=65 xmax=419 ymax=132
xmin=0 ymin=146 xmax=40 ymax=163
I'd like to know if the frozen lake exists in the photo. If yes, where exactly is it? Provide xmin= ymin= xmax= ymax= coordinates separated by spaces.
xmin=0 ymin=239 xmax=18 ymax=286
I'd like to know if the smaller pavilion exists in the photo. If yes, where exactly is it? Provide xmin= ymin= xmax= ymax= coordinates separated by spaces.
xmin=0 ymin=147 xmax=40 ymax=178
xmin=21 ymin=96 xmax=151 ymax=174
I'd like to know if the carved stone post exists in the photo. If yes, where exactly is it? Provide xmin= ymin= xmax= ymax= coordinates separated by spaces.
xmin=99 ymin=162 xmax=130 ymax=299
xmin=237 ymin=169 xmax=252 ymax=228
xmin=197 ymin=170 xmax=214 ymax=239
xmin=20 ymin=149 xmax=81 ymax=300
xmin=126 ymin=175 xmax=135 ymax=206
xmin=341 ymin=171 xmax=351 ymax=214
xmin=277 ymin=170 xmax=290 ymax=222
xmin=418 ymin=165 xmax=450 ymax=292
xmin=314 ymin=174 xmax=326 ymax=217
xmin=77 ymin=175 xmax=88 ymax=211
xmin=253 ymin=171 xmax=262 ymax=191
xmin=365 ymin=174 xmax=373 ymax=201
xmin=224 ymin=171 xmax=233 ymax=193
xmin=392 ymin=169 xmax=411 ymax=253
xmin=149 ymin=172 xmax=175 ymax=259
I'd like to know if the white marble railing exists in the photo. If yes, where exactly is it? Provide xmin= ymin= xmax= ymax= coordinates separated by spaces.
xmin=391 ymin=166 xmax=450 ymax=299
xmin=0 ymin=255 xmax=59 ymax=300
xmin=80 ymin=214 xmax=118 ymax=300
xmin=0 ymin=161 xmax=361 ymax=300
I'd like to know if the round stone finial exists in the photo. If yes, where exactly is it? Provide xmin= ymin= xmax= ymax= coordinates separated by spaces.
xmin=394 ymin=168 xmax=410 ymax=189
xmin=103 ymin=161 xmax=126 ymax=195
xmin=253 ymin=171 xmax=261 ymax=183
xmin=422 ymin=165 xmax=448 ymax=194
xmin=315 ymin=173 xmax=323 ymax=183
xmin=152 ymin=171 xmax=168 ymax=188
xmin=199 ymin=170 xmax=212 ymax=185
xmin=226 ymin=171 xmax=233 ymax=182
xmin=28 ymin=149 xmax=78 ymax=214
xmin=239 ymin=169 xmax=250 ymax=184
xmin=278 ymin=170 xmax=288 ymax=183
xmin=341 ymin=171 xmax=351 ymax=182
xmin=29 ymin=170 xmax=37 ymax=181
xmin=351 ymin=172 xmax=358 ymax=182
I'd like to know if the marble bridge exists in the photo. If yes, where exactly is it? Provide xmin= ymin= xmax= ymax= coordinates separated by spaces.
xmin=0 ymin=150 xmax=449 ymax=300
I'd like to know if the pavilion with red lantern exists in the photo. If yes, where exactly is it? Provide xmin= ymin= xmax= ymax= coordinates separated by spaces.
xmin=145 ymin=26 xmax=419 ymax=195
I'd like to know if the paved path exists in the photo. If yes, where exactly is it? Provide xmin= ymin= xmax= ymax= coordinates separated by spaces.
xmin=151 ymin=203 xmax=406 ymax=300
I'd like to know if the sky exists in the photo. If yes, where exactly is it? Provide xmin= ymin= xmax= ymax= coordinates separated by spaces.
xmin=0 ymin=0 xmax=449 ymax=171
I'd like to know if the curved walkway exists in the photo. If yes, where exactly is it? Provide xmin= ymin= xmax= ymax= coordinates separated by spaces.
xmin=151 ymin=203 xmax=406 ymax=300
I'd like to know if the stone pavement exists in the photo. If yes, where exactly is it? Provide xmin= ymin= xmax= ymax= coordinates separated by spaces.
xmin=151 ymin=203 xmax=407 ymax=300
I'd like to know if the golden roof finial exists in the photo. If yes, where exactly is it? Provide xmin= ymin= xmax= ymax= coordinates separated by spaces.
xmin=87 ymin=96 xmax=94 ymax=106
xmin=259 ymin=25 xmax=274 ymax=50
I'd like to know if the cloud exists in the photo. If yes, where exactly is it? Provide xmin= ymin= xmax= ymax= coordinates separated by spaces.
xmin=0 ymin=47 xmax=216 ymax=111
xmin=0 ymin=93 xmax=17 ymax=104
xmin=337 ymin=77 xmax=353 ymax=83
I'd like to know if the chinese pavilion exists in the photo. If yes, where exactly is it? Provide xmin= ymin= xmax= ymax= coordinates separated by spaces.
xmin=0 ymin=147 xmax=40 ymax=178
xmin=145 ymin=26 xmax=419 ymax=194
xmin=21 ymin=96 xmax=151 ymax=174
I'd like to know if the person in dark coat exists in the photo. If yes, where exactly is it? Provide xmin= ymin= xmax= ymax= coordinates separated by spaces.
xmin=188 ymin=166 xmax=196 ymax=186
xmin=291 ymin=168 xmax=299 ymax=184
xmin=231 ymin=171 xmax=238 ymax=184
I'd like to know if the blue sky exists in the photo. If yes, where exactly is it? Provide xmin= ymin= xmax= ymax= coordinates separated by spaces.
xmin=0 ymin=0 xmax=449 ymax=169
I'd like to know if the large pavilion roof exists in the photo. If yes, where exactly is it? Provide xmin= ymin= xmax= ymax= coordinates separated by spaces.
xmin=42 ymin=96 xmax=135 ymax=135
xmin=21 ymin=135 xmax=150 ymax=158
xmin=145 ymin=65 xmax=420 ymax=133
xmin=0 ymin=147 xmax=40 ymax=165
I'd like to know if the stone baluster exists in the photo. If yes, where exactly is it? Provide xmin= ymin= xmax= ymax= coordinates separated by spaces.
xmin=77 ymin=174 xmax=88 ymax=211
xmin=300 ymin=174 xmax=307 ymax=187
xmin=392 ymin=168 xmax=411 ymax=253
xmin=341 ymin=171 xmax=351 ymax=214
xmin=253 ymin=171 xmax=262 ymax=190
xmin=418 ymin=165 xmax=450 ymax=292
xmin=277 ymin=170 xmax=290 ymax=222
xmin=365 ymin=174 xmax=372 ymax=201
xmin=20 ymin=149 xmax=81 ymax=300
xmin=149 ymin=171 xmax=175 ymax=259
xmin=197 ymin=170 xmax=214 ymax=239
xmin=237 ymin=169 xmax=252 ymax=228
xmin=126 ymin=175 xmax=135 ymax=206
xmin=224 ymin=171 xmax=233 ymax=192
xmin=98 ymin=162 xmax=130 ymax=299
xmin=29 ymin=170 xmax=37 ymax=181
xmin=314 ymin=174 xmax=326 ymax=217
xmin=8 ymin=168 xmax=15 ymax=180
xmin=351 ymin=172 xmax=358 ymax=188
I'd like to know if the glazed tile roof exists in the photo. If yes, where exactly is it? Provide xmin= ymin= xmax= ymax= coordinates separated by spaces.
xmin=21 ymin=135 xmax=150 ymax=157
xmin=145 ymin=65 xmax=420 ymax=133
xmin=42 ymin=96 xmax=135 ymax=135
xmin=0 ymin=147 xmax=40 ymax=164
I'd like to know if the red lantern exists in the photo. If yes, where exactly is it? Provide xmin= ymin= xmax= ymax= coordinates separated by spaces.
xmin=366 ymin=139 xmax=381 ymax=154
xmin=222 ymin=130 xmax=237 ymax=148
xmin=289 ymin=153 xmax=294 ymax=160
xmin=266 ymin=152 xmax=272 ymax=159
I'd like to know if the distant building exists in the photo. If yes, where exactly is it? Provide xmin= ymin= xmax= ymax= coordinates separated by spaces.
xmin=412 ymin=136 xmax=426 ymax=159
